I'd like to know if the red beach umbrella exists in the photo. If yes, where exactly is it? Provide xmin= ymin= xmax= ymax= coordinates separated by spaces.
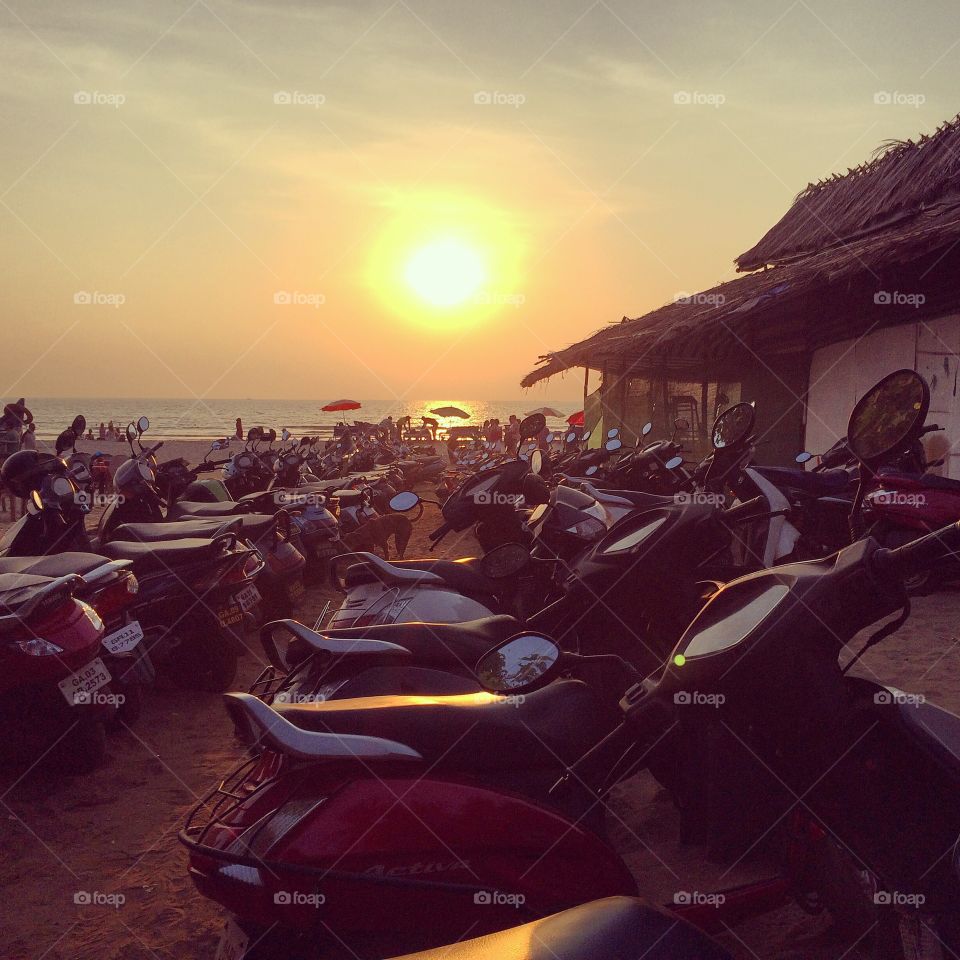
xmin=321 ymin=399 xmax=362 ymax=412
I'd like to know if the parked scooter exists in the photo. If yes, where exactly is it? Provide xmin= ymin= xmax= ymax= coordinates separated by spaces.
xmin=182 ymin=387 xmax=960 ymax=958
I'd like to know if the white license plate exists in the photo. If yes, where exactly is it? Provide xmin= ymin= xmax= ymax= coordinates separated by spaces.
xmin=58 ymin=657 xmax=112 ymax=705
xmin=235 ymin=584 xmax=261 ymax=612
xmin=101 ymin=620 xmax=144 ymax=655
xmin=215 ymin=917 xmax=250 ymax=960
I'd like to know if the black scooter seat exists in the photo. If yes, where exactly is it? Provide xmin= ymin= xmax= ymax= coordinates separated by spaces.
xmin=100 ymin=537 xmax=227 ymax=573
xmin=321 ymin=614 xmax=520 ymax=667
xmin=876 ymin=470 xmax=960 ymax=494
xmin=112 ymin=515 xmax=275 ymax=543
xmin=753 ymin=465 xmax=852 ymax=496
xmin=0 ymin=552 xmax=111 ymax=579
xmin=274 ymin=679 xmax=605 ymax=772
xmin=391 ymin=896 xmax=730 ymax=960
xmin=330 ymin=489 xmax=365 ymax=506
xmin=343 ymin=557 xmax=497 ymax=602
xmin=169 ymin=501 xmax=245 ymax=519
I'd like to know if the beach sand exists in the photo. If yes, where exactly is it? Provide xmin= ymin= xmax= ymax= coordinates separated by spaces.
xmin=1 ymin=472 xmax=959 ymax=959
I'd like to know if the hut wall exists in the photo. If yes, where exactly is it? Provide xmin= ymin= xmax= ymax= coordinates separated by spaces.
xmin=739 ymin=354 xmax=809 ymax=465
xmin=806 ymin=315 xmax=960 ymax=476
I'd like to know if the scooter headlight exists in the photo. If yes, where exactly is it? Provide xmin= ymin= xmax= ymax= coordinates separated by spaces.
xmin=16 ymin=637 xmax=65 ymax=656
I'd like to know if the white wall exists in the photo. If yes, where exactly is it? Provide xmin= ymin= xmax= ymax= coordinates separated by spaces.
xmin=805 ymin=315 xmax=960 ymax=477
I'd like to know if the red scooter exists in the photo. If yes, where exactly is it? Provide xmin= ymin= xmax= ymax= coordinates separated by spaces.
xmin=0 ymin=572 xmax=116 ymax=773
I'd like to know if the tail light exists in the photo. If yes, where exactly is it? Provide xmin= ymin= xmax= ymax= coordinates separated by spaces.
xmin=93 ymin=572 xmax=139 ymax=620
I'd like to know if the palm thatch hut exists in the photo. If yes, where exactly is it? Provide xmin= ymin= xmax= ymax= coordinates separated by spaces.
xmin=523 ymin=114 xmax=960 ymax=470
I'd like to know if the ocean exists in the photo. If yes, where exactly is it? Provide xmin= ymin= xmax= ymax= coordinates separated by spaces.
xmin=25 ymin=398 xmax=580 ymax=440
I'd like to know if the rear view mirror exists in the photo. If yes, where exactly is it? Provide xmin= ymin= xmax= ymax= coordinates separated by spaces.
xmin=605 ymin=438 xmax=622 ymax=452
xmin=712 ymin=403 xmax=755 ymax=450
xmin=518 ymin=413 xmax=546 ymax=440
xmin=544 ymin=432 xmax=554 ymax=443
xmin=126 ymin=423 xmax=137 ymax=442
xmin=565 ymin=431 xmax=576 ymax=443
xmin=665 ymin=455 xmax=684 ymax=470
xmin=585 ymin=465 xmax=598 ymax=476
xmin=137 ymin=416 xmax=149 ymax=433
xmin=846 ymin=369 xmax=929 ymax=465
xmin=475 ymin=633 xmax=562 ymax=693
xmin=71 ymin=415 xmax=86 ymax=436
xmin=530 ymin=450 xmax=543 ymax=475
xmin=641 ymin=422 xmax=653 ymax=436
xmin=55 ymin=430 xmax=76 ymax=455
xmin=607 ymin=428 xmax=620 ymax=439
xmin=581 ymin=430 xmax=592 ymax=442
xmin=479 ymin=542 xmax=530 ymax=579
xmin=389 ymin=491 xmax=420 ymax=512
xmin=795 ymin=451 xmax=813 ymax=464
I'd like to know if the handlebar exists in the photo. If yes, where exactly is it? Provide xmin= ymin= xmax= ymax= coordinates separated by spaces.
xmin=920 ymin=423 xmax=942 ymax=436
xmin=874 ymin=520 xmax=960 ymax=580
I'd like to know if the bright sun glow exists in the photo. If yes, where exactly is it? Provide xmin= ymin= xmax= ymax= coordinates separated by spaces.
xmin=404 ymin=239 xmax=486 ymax=307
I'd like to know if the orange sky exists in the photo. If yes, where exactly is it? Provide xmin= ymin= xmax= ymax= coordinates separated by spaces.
xmin=1 ymin=0 xmax=958 ymax=400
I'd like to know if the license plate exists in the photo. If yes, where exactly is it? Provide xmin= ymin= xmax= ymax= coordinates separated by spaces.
xmin=287 ymin=580 xmax=305 ymax=601
xmin=218 ymin=604 xmax=243 ymax=628
xmin=235 ymin=584 xmax=261 ymax=612
xmin=215 ymin=917 xmax=249 ymax=960
xmin=58 ymin=657 xmax=112 ymax=705
xmin=101 ymin=620 xmax=144 ymax=655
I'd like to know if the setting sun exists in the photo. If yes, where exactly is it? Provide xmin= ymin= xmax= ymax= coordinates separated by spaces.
xmin=404 ymin=239 xmax=486 ymax=307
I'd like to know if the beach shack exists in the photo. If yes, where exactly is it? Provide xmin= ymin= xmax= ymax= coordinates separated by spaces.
xmin=522 ymin=114 xmax=960 ymax=472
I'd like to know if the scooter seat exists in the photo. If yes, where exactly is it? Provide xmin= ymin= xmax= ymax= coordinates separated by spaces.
xmin=342 ymin=557 xmax=497 ymax=601
xmin=100 ymin=537 xmax=226 ymax=573
xmin=112 ymin=515 xmax=276 ymax=544
xmin=917 ymin=472 xmax=960 ymax=493
xmin=273 ymin=679 xmax=607 ymax=773
xmin=321 ymin=614 xmax=520 ymax=667
xmin=753 ymin=465 xmax=852 ymax=496
xmin=389 ymin=896 xmax=730 ymax=960
xmin=0 ymin=552 xmax=111 ymax=579
xmin=330 ymin=489 xmax=365 ymax=506
xmin=169 ymin=500 xmax=246 ymax=519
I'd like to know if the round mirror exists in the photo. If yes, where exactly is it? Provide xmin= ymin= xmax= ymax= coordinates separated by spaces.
xmin=565 ymin=431 xmax=576 ymax=443
xmin=665 ymin=455 xmax=684 ymax=470
xmin=475 ymin=633 xmax=561 ymax=693
xmin=479 ymin=542 xmax=530 ymax=579
xmin=712 ymin=402 xmax=756 ymax=450
xmin=607 ymin=428 xmax=620 ymax=438
xmin=581 ymin=430 xmax=592 ymax=442
xmin=641 ymin=422 xmax=653 ymax=436
xmin=795 ymin=451 xmax=813 ymax=464
xmin=528 ymin=502 xmax=549 ymax=526
xmin=389 ymin=491 xmax=420 ymax=512
xmin=545 ymin=432 xmax=554 ymax=443
xmin=137 ymin=416 xmax=149 ymax=433
xmin=530 ymin=449 xmax=543 ymax=475
xmin=52 ymin=476 xmax=73 ymax=498
xmin=846 ymin=369 xmax=929 ymax=464
xmin=71 ymin=415 xmax=86 ymax=435
xmin=585 ymin=465 xmax=598 ymax=476
xmin=518 ymin=413 xmax=546 ymax=440
xmin=55 ymin=430 xmax=76 ymax=455
xmin=519 ymin=453 xmax=529 ymax=462
xmin=605 ymin=438 xmax=623 ymax=452
xmin=126 ymin=423 xmax=137 ymax=442
xmin=27 ymin=490 xmax=42 ymax=514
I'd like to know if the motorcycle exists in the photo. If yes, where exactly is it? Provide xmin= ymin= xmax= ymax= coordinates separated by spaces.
xmin=182 ymin=381 xmax=960 ymax=958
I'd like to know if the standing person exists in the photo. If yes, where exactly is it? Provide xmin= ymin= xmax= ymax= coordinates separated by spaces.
xmin=235 ymin=417 xmax=243 ymax=440
xmin=422 ymin=416 xmax=438 ymax=441
xmin=396 ymin=415 xmax=411 ymax=441
xmin=107 ymin=420 xmax=115 ymax=440
xmin=20 ymin=423 xmax=37 ymax=450
xmin=505 ymin=415 xmax=520 ymax=454
xmin=98 ymin=422 xmax=107 ymax=440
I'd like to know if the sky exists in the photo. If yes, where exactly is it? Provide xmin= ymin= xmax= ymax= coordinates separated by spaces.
xmin=2 ymin=0 xmax=959 ymax=401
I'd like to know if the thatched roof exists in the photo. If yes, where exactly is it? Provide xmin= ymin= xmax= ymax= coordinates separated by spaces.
xmin=737 ymin=113 xmax=960 ymax=271
xmin=522 ymin=197 xmax=960 ymax=387
xmin=523 ymin=113 xmax=960 ymax=388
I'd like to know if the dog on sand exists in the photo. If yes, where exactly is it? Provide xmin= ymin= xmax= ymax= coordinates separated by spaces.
xmin=339 ymin=513 xmax=413 ymax=560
